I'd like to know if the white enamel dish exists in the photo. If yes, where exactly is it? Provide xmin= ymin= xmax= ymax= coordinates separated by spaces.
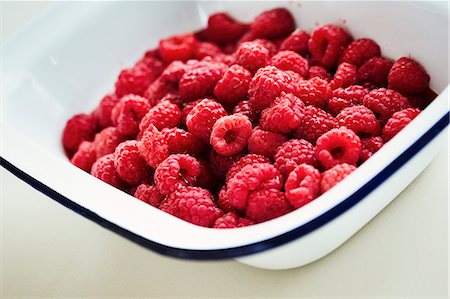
xmin=1 ymin=1 xmax=449 ymax=270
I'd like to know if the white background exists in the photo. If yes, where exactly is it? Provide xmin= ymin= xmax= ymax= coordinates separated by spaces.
xmin=1 ymin=2 xmax=449 ymax=298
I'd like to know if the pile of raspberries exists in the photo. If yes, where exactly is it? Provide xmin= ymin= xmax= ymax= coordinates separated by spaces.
xmin=62 ymin=8 xmax=435 ymax=229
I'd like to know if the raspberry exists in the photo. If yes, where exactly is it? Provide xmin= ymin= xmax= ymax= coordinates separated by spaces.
xmin=294 ymin=77 xmax=332 ymax=108
xmin=205 ymin=13 xmax=249 ymax=45
xmin=159 ymin=33 xmax=196 ymax=63
xmin=336 ymin=105 xmax=380 ymax=137
xmin=70 ymin=141 xmax=97 ymax=172
xmin=308 ymin=24 xmax=352 ymax=70
xmin=329 ymin=62 xmax=358 ymax=90
xmin=209 ymin=150 xmax=244 ymax=178
xmin=114 ymin=140 xmax=150 ymax=185
xmin=91 ymin=153 xmax=126 ymax=189
xmin=315 ymin=127 xmax=361 ymax=169
xmin=408 ymin=87 xmax=438 ymax=109
xmin=112 ymin=95 xmax=151 ymax=137
xmin=138 ymin=124 xmax=169 ymax=168
xmin=93 ymin=93 xmax=119 ymax=128
xmin=213 ymin=212 xmax=254 ymax=229
xmin=247 ymin=128 xmax=288 ymax=158
xmin=134 ymin=184 xmax=164 ymax=207
xmin=246 ymin=188 xmax=292 ymax=223
xmin=363 ymin=88 xmax=410 ymax=125
xmin=93 ymin=127 xmax=126 ymax=158
xmin=210 ymin=114 xmax=253 ymax=156
xmin=294 ymin=106 xmax=336 ymax=144
xmin=284 ymin=164 xmax=321 ymax=208
xmin=159 ymin=92 xmax=183 ymax=108
xmin=226 ymin=154 xmax=271 ymax=182
xmin=179 ymin=63 xmax=226 ymax=100
xmin=357 ymin=57 xmax=393 ymax=88
xmin=307 ymin=66 xmax=332 ymax=81
xmin=213 ymin=65 xmax=252 ymax=105
xmin=161 ymin=127 xmax=203 ymax=156
xmin=321 ymin=163 xmax=356 ymax=193
xmin=195 ymin=41 xmax=223 ymax=59
xmin=327 ymin=85 xmax=368 ymax=115
xmin=160 ymin=61 xmax=189 ymax=84
xmin=359 ymin=136 xmax=384 ymax=163
xmin=339 ymin=38 xmax=381 ymax=67
xmin=253 ymin=39 xmax=278 ymax=56
xmin=217 ymin=186 xmax=234 ymax=213
xmin=62 ymin=113 xmax=97 ymax=155
xmin=213 ymin=54 xmax=235 ymax=66
xmin=232 ymin=100 xmax=260 ymax=124
xmin=138 ymin=49 xmax=165 ymax=78
xmin=274 ymin=139 xmax=317 ymax=177
xmin=226 ymin=163 xmax=283 ymax=211
xmin=250 ymin=8 xmax=295 ymax=39
xmin=279 ymin=29 xmax=310 ymax=57
xmin=271 ymin=50 xmax=309 ymax=77
xmin=139 ymin=101 xmax=181 ymax=132
xmin=382 ymin=108 xmax=421 ymax=142
xmin=388 ymin=57 xmax=430 ymax=95
xmin=197 ymin=159 xmax=218 ymax=191
xmin=144 ymin=77 xmax=178 ymax=106
xmin=154 ymin=154 xmax=200 ymax=195
xmin=186 ymin=99 xmax=228 ymax=142
xmin=248 ymin=66 xmax=297 ymax=111
xmin=235 ymin=41 xmax=270 ymax=73
xmin=181 ymin=99 xmax=203 ymax=126
xmin=115 ymin=63 xmax=155 ymax=97
xmin=260 ymin=92 xmax=305 ymax=134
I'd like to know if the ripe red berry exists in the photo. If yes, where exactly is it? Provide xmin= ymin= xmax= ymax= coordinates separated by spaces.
xmin=235 ymin=41 xmax=270 ymax=73
xmin=209 ymin=150 xmax=244 ymax=179
xmin=327 ymin=85 xmax=369 ymax=115
xmin=134 ymin=184 xmax=164 ymax=207
xmin=294 ymin=77 xmax=332 ymax=108
xmin=91 ymin=153 xmax=126 ymax=189
xmin=205 ymin=13 xmax=249 ymax=45
xmin=336 ymin=105 xmax=381 ymax=137
xmin=214 ymin=64 xmax=252 ymax=105
xmin=271 ymin=50 xmax=309 ymax=77
xmin=139 ymin=100 xmax=181 ymax=132
xmin=250 ymin=8 xmax=295 ymax=39
xmin=112 ymin=94 xmax=151 ymax=137
xmin=308 ymin=66 xmax=332 ymax=81
xmin=115 ymin=63 xmax=155 ymax=98
xmin=363 ymin=88 xmax=410 ymax=125
xmin=339 ymin=38 xmax=381 ymax=67
xmin=213 ymin=212 xmax=254 ymax=229
xmin=388 ymin=57 xmax=430 ymax=95
xmin=114 ymin=140 xmax=150 ymax=186
xmin=159 ymin=33 xmax=197 ymax=64
xmin=179 ymin=62 xmax=226 ymax=100
xmin=186 ymin=99 xmax=228 ymax=142
xmin=274 ymin=139 xmax=317 ymax=177
xmin=210 ymin=114 xmax=253 ymax=156
xmin=357 ymin=57 xmax=393 ymax=88
xmin=247 ymin=128 xmax=288 ymax=159
xmin=279 ymin=29 xmax=310 ymax=57
xmin=329 ymin=62 xmax=358 ymax=90
xmin=62 ymin=113 xmax=97 ymax=156
xmin=233 ymin=100 xmax=260 ymax=124
xmin=284 ymin=164 xmax=321 ymax=208
xmin=246 ymin=188 xmax=292 ymax=223
xmin=93 ymin=93 xmax=119 ymax=128
xmin=359 ymin=136 xmax=384 ymax=163
xmin=93 ymin=127 xmax=126 ymax=158
xmin=226 ymin=154 xmax=271 ymax=182
xmin=138 ymin=124 xmax=169 ymax=169
xmin=294 ymin=106 xmax=336 ymax=144
xmin=70 ymin=141 xmax=97 ymax=172
xmin=382 ymin=108 xmax=421 ymax=142
xmin=161 ymin=127 xmax=204 ymax=156
xmin=321 ymin=163 xmax=356 ymax=193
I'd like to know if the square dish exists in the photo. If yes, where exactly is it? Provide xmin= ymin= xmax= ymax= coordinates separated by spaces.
xmin=1 ymin=1 xmax=448 ymax=270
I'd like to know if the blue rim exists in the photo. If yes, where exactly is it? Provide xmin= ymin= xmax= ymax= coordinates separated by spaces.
xmin=1 ymin=112 xmax=448 ymax=260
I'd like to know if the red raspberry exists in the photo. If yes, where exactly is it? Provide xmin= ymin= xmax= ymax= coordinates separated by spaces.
xmin=388 ymin=57 xmax=430 ymax=95
xmin=115 ymin=63 xmax=155 ymax=98
xmin=226 ymin=163 xmax=283 ymax=211
xmin=93 ymin=93 xmax=119 ymax=128
xmin=91 ymin=153 xmax=126 ymax=189
xmin=284 ymin=164 xmax=321 ymax=208
xmin=93 ymin=127 xmax=126 ymax=158
xmin=250 ymin=8 xmax=295 ymax=39
xmin=308 ymin=66 xmax=332 ymax=81
xmin=159 ymin=33 xmax=197 ymax=64
xmin=186 ymin=99 xmax=228 ymax=142
xmin=363 ymin=88 xmax=410 ymax=125
xmin=260 ymin=92 xmax=305 ymax=134
xmin=357 ymin=57 xmax=393 ymax=88
xmin=144 ymin=77 xmax=178 ymax=106
xmin=161 ymin=127 xmax=203 ymax=156
xmin=315 ymin=127 xmax=361 ymax=169
xmin=226 ymin=154 xmax=271 ymax=182
xmin=294 ymin=77 xmax=332 ymax=108
xmin=274 ymin=139 xmax=317 ymax=177
xmin=271 ymin=50 xmax=309 ymax=77
xmin=308 ymin=24 xmax=352 ymax=70
xmin=138 ymin=124 xmax=169 ymax=168
xmin=217 ymin=185 xmax=234 ymax=213
xmin=209 ymin=150 xmax=244 ymax=178
xmin=279 ymin=29 xmax=310 ymax=57
xmin=197 ymin=159 xmax=218 ymax=191
xmin=248 ymin=66 xmax=297 ymax=111
xmin=195 ymin=41 xmax=223 ymax=59
xmin=408 ymin=87 xmax=438 ymax=109
xmin=179 ymin=63 xmax=226 ymax=100
xmin=159 ymin=187 xmax=223 ymax=227
xmin=154 ymin=154 xmax=200 ymax=195
xmin=160 ymin=61 xmax=189 ymax=84
xmin=359 ymin=136 xmax=384 ymax=163
xmin=70 ymin=141 xmax=97 ymax=172
xmin=253 ymin=39 xmax=278 ymax=56
xmin=114 ymin=140 xmax=149 ymax=185
xmin=212 ymin=53 xmax=235 ymax=66
xmin=246 ymin=188 xmax=292 ymax=223
xmin=205 ymin=13 xmax=249 ymax=45
xmin=138 ymin=49 xmax=165 ymax=78
xmin=382 ymin=108 xmax=421 ymax=142
xmin=247 ymin=128 xmax=288 ymax=158
xmin=339 ymin=38 xmax=381 ymax=67
xmin=181 ymin=99 xmax=203 ymax=126
xmin=112 ymin=95 xmax=151 ymax=137
xmin=321 ymin=163 xmax=356 ymax=193
xmin=62 ymin=113 xmax=97 ymax=155
xmin=336 ymin=105 xmax=381 ymax=137
xmin=134 ymin=184 xmax=164 ymax=207
xmin=233 ymin=100 xmax=260 ymax=124
xmin=210 ymin=114 xmax=253 ymax=156
xmin=139 ymin=101 xmax=181 ymax=132
xmin=294 ymin=106 xmax=336 ymax=144
xmin=159 ymin=92 xmax=183 ymax=108
xmin=213 ymin=212 xmax=254 ymax=229
xmin=213 ymin=65 xmax=252 ymax=105
xmin=327 ymin=85 xmax=368 ymax=115
xmin=329 ymin=62 xmax=358 ymax=90
xmin=235 ymin=41 xmax=270 ymax=73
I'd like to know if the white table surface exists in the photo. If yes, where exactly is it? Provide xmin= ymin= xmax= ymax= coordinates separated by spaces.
xmin=1 ymin=2 xmax=449 ymax=298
